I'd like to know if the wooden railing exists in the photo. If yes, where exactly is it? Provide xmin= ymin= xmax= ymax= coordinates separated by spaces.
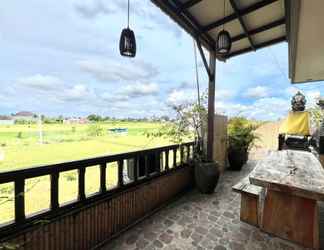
xmin=0 ymin=142 xmax=195 ymax=238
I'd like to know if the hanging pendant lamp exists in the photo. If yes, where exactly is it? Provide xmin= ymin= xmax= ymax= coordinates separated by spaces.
xmin=119 ymin=0 xmax=136 ymax=57
xmin=216 ymin=0 xmax=232 ymax=55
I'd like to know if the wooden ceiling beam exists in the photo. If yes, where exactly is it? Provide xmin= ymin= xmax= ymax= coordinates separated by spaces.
xmin=152 ymin=0 xmax=213 ymax=50
xmin=201 ymin=0 xmax=279 ymax=33
xmin=176 ymin=0 xmax=203 ymax=13
xmin=232 ymin=17 xmax=286 ymax=42
xmin=170 ymin=0 xmax=215 ymax=49
xmin=229 ymin=0 xmax=255 ymax=50
xmin=226 ymin=36 xmax=286 ymax=58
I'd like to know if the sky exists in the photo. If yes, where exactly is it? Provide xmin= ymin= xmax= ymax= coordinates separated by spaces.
xmin=0 ymin=0 xmax=323 ymax=121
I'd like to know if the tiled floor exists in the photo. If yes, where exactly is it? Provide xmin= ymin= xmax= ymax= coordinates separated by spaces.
xmin=101 ymin=159 xmax=308 ymax=250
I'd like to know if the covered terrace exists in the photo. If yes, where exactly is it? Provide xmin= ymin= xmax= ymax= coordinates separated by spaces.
xmin=1 ymin=0 xmax=324 ymax=250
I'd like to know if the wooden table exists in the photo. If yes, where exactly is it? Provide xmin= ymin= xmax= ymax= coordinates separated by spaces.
xmin=249 ymin=150 xmax=324 ymax=249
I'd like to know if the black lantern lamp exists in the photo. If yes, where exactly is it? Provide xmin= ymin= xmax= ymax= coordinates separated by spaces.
xmin=217 ymin=30 xmax=232 ymax=55
xmin=216 ymin=0 xmax=232 ymax=55
xmin=119 ymin=0 xmax=136 ymax=57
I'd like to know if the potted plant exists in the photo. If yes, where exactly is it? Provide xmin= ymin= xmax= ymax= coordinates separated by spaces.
xmin=227 ymin=117 xmax=258 ymax=170
xmin=147 ymin=93 xmax=220 ymax=194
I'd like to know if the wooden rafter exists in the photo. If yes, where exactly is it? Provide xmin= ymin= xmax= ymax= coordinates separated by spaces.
xmin=226 ymin=36 xmax=286 ymax=58
xmin=229 ymin=0 xmax=255 ymax=50
xmin=201 ymin=0 xmax=279 ymax=33
xmin=153 ymin=0 xmax=213 ymax=51
xmin=169 ymin=0 xmax=215 ymax=49
xmin=176 ymin=0 xmax=203 ymax=13
xmin=232 ymin=18 xmax=286 ymax=43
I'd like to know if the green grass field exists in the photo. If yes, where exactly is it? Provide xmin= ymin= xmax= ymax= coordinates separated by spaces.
xmin=0 ymin=122 xmax=179 ymax=224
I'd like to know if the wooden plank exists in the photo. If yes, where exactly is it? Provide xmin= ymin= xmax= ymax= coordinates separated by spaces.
xmin=249 ymin=150 xmax=324 ymax=201
xmin=318 ymin=201 xmax=324 ymax=249
xmin=240 ymin=194 xmax=258 ymax=226
xmin=50 ymin=172 xmax=59 ymax=210
xmin=207 ymin=50 xmax=216 ymax=161
xmin=213 ymin=114 xmax=228 ymax=171
xmin=15 ymin=179 xmax=25 ymax=223
xmin=262 ymin=189 xmax=317 ymax=248
xmin=232 ymin=177 xmax=262 ymax=196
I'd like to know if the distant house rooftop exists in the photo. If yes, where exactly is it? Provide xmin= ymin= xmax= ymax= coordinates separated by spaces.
xmin=0 ymin=115 xmax=13 ymax=120
xmin=14 ymin=111 xmax=35 ymax=117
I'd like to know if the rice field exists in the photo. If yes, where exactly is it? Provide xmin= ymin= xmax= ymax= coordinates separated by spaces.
xmin=0 ymin=121 xmax=177 ymax=224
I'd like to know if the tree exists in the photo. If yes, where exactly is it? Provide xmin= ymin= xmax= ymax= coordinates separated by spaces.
xmin=146 ymin=93 xmax=208 ymax=145
xmin=87 ymin=114 xmax=102 ymax=122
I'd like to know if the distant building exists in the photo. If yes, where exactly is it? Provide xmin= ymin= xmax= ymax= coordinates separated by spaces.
xmin=0 ymin=115 xmax=14 ymax=125
xmin=63 ymin=117 xmax=89 ymax=124
xmin=13 ymin=111 xmax=37 ymax=122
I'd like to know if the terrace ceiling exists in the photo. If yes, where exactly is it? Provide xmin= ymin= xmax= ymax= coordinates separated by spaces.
xmin=152 ymin=0 xmax=324 ymax=84
xmin=151 ymin=0 xmax=287 ymax=60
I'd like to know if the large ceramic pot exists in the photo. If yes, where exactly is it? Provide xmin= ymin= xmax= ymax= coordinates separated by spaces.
xmin=194 ymin=161 xmax=220 ymax=194
xmin=228 ymin=147 xmax=248 ymax=170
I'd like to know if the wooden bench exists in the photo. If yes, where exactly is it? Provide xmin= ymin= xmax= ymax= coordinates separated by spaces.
xmin=232 ymin=177 xmax=263 ymax=226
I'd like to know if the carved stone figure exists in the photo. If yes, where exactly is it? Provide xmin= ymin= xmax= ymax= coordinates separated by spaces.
xmin=291 ymin=91 xmax=306 ymax=111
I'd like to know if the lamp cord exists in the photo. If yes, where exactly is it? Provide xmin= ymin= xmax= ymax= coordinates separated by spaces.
xmin=127 ymin=0 xmax=130 ymax=28
xmin=193 ymin=40 xmax=201 ymax=107
xmin=223 ymin=0 xmax=225 ymax=30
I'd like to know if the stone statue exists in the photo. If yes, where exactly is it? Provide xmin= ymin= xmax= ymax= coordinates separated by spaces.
xmin=291 ymin=91 xmax=306 ymax=111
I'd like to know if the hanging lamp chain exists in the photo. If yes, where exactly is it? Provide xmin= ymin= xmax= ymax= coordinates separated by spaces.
xmin=223 ymin=0 xmax=225 ymax=30
xmin=127 ymin=0 xmax=130 ymax=28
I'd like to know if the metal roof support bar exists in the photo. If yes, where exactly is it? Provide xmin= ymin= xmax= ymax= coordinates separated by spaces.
xmin=201 ymin=0 xmax=278 ymax=33
xmin=196 ymin=39 xmax=214 ymax=81
xmin=232 ymin=18 xmax=286 ymax=43
xmin=229 ymin=0 xmax=255 ymax=50
xmin=176 ymin=0 xmax=203 ymax=13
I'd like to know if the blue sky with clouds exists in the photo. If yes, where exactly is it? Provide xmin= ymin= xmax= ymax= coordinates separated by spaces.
xmin=0 ymin=0 xmax=323 ymax=120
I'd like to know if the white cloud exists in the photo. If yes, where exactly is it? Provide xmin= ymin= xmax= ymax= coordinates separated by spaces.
xmin=78 ymin=59 xmax=158 ymax=82
xmin=285 ymin=86 xmax=299 ymax=96
xmin=244 ymin=86 xmax=269 ymax=98
xmin=74 ymin=0 xmax=114 ymax=19
xmin=121 ymin=82 xmax=159 ymax=97
xmin=215 ymin=89 xmax=233 ymax=100
xmin=17 ymin=74 xmax=64 ymax=91
xmin=60 ymin=84 xmax=95 ymax=101
xmin=167 ymin=89 xmax=195 ymax=106
xmin=216 ymin=97 xmax=290 ymax=121
xmin=305 ymin=90 xmax=320 ymax=107
xmin=73 ymin=0 xmax=182 ymax=38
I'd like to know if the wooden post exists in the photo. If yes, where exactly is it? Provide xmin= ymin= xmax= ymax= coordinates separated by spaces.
xmin=207 ymin=51 xmax=216 ymax=161
xmin=50 ymin=172 xmax=59 ymax=210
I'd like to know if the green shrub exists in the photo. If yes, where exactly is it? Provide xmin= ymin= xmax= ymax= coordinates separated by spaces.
xmin=228 ymin=117 xmax=259 ymax=151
